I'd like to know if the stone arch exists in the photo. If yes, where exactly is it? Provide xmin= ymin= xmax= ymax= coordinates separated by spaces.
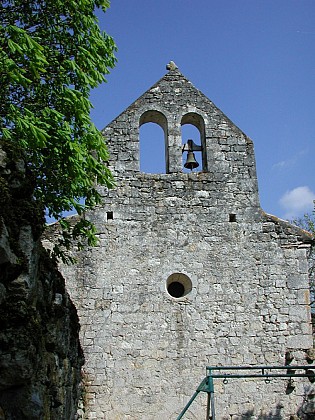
xmin=139 ymin=110 xmax=169 ymax=173
xmin=181 ymin=112 xmax=207 ymax=171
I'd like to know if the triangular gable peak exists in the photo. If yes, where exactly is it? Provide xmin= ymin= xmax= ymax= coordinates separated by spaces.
xmin=102 ymin=62 xmax=260 ymax=217
xmin=103 ymin=62 xmax=256 ymax=176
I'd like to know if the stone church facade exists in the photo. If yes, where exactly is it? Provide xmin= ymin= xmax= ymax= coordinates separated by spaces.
xmin=53 ymin=63 xmax=314 ymax=419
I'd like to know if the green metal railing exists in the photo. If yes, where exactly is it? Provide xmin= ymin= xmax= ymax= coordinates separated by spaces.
xmin=176 ymin=364 xmax=315 ymax=420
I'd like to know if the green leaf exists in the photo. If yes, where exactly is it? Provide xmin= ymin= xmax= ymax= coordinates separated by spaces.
xmin=2 ymin=0 xmax=117 ymax=263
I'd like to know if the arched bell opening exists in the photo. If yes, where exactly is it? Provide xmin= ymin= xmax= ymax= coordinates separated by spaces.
xmin=181 ymin=113 xmax=207 ymax=172
xmin=139 ymin=110 xmax=169 ymax=173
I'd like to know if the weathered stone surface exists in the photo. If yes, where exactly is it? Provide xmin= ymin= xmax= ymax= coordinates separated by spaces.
xmin=0 ymin=145 xmax=83 ymax=419
xmin=47 ymin=65 xmax=314 ymax=419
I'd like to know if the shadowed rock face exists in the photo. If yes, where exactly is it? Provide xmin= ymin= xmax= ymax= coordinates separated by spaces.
xmin=0 ymin=145 xmax=84 ymax=419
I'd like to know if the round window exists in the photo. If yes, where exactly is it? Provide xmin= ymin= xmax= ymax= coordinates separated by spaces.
xmin=166 ymin=273 xmax=192 ymax=298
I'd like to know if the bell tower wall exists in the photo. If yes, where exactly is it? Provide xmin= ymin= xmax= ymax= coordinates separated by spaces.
xmin=53 ymin=66 xmax=314 ymax=419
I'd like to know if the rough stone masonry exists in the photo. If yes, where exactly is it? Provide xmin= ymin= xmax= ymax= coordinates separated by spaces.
xmin=47 ymin=63 xmax=315 ymax=419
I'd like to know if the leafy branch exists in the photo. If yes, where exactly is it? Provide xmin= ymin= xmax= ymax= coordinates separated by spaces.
xmin=0 ymin=0 xmax=117 ymax=262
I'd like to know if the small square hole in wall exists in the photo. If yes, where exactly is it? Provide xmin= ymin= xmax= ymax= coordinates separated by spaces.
xmin=107 ymin=211 xmax=113 ymax=220
xmin=229 ymin=214 xmax=236 ymax=222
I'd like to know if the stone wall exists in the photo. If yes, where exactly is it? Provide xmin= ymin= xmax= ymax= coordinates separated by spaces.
xmin=58 ymin=179 xmax=314 ymax=419
xmin=48 ymin=65 xmax=315 ymax=419
xmin=0 ymin=145 xmax=83 ymax=419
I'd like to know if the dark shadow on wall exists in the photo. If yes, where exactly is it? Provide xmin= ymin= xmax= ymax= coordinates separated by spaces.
xmin=225 ymin=404 xmax=284 ymax=420
xmin=228 ymin=388 xmax=315 ymax=420
xmin=297 ymin=385 xmax=315 ymax=420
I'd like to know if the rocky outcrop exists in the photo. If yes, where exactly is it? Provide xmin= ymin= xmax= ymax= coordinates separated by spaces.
xmin=0 ymin=144 xmax=83 ymax=419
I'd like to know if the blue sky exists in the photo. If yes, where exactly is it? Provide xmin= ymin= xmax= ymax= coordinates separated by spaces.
xmin=89 ymin=0 xmax=315 ymax=221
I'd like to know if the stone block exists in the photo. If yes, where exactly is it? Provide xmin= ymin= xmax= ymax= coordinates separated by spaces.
xmin=287 ymin=335 xmax=313 ymax=349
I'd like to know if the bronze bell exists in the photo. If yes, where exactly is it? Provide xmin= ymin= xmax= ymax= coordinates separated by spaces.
xmin=184 ymin=151 xmax=199 ymax=170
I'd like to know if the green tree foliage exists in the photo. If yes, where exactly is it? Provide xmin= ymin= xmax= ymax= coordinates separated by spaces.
xmin=0 ymin=0 xmax=117 ymax=262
